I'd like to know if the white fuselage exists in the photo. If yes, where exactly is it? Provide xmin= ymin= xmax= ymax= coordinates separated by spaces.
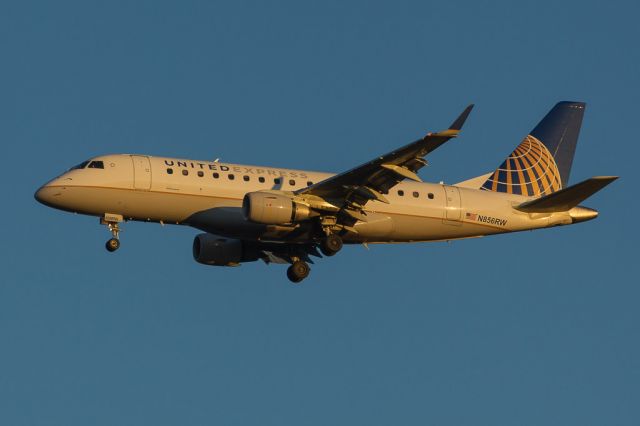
xmin=35 ymin=154 xmax=586 ymax=244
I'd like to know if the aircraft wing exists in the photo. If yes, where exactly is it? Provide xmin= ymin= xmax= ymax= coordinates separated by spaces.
xmin=295 ymin=105 xmax=473 ymax=211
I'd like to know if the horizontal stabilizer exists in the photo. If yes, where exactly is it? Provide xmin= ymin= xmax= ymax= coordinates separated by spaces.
xmin=515 ymin=176 xmax=618 ymax=213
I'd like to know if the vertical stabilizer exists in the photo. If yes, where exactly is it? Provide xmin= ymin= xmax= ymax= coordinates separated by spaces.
xmin=481 ymin=101 xmax=585 ymax=196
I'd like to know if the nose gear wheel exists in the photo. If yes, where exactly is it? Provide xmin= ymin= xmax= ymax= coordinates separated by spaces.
xmin=101 ymin=216 xmax=123 ymax=252
xmin=106 ymin=238 xmax=120 ymax=252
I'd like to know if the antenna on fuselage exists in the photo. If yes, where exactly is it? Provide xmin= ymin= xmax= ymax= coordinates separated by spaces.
xmin=214 ymin=158 xmax=219 ymax=163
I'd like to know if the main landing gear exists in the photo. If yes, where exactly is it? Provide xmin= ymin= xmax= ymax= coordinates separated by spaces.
xmin=101 ymin=214 xmax=124 ymax=252
xmin=285 ymin=233 xmax=343 ymax=284
xmin=320 ymin=233 xmax=343 ymax=257
xmin=287 ymin=260 xmax=310 ymax=284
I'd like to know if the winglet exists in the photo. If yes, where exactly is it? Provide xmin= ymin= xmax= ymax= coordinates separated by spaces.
xmin=449 ymin=104 xmax=474 ymax=131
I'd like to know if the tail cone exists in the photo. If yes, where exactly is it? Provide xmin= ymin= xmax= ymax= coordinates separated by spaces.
xmin=569 ymin=206 xmax=598 ymax=223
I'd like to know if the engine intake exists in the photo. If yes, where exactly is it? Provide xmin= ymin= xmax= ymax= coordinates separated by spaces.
xmin=242 ymin=191 xmax=312 ymax=225
xmin=192 ymin=233 xmax=259 ymax=266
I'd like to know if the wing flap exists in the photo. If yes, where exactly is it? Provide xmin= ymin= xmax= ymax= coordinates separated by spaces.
xmin=381 ymin=164 xmax=422 ymax=182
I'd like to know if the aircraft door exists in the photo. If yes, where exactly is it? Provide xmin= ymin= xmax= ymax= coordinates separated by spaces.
xmin=443 ymin=185 xmax=462 ymax=225
xmin=131 ymin=155 xmax=152 ymax=190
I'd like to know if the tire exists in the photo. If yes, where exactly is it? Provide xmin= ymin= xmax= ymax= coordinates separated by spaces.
xmin=287 ymin=261 xmax=310 ymax=283
xmin=320 ymin=234 xmax=343 ymax=257
xmin=287 ymin=268 xmax=302 ymax=283
xmin=106 ymin=238 xmax=120 ymax=252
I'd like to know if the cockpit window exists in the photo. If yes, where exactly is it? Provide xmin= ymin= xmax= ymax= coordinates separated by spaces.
xmin=69 ymin=161 xmax=90 ymax=170
xmin=87 ymin=160 xmax=104 ymax=169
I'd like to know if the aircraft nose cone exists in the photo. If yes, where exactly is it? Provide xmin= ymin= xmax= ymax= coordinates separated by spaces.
xmin=34 ymin=186 xmax=46 ymax=204
xmin=34 ymin=185 xmax=59 ymax=207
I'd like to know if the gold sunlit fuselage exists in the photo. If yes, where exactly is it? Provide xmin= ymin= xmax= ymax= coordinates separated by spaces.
xmin=35 ymin=154 xmax=595 ymax=245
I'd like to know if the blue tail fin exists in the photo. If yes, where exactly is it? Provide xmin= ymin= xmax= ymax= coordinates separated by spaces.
xmin=481 ymin=101 xmax=586 ymax=196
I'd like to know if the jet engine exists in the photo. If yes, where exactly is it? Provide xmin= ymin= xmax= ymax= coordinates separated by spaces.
xmin=192 ymin=233 xmax=260 ymax=266
xmin=242 ymin=191 xmax=313 ymax=225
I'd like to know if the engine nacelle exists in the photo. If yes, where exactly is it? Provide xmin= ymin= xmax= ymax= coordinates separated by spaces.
xmin=192 ymin=233 xmax=259 ymax=266
xmin=242 ymin=191 xmax=312 ymax=225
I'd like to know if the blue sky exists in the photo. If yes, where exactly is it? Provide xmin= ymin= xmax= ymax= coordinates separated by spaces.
xmin=1 ymin=1 xmax=639 ymax=425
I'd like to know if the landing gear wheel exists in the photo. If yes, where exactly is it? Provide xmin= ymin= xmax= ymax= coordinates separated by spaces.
xmin=101 ymin=216 xmax=123 ymax=253
xmin=106 ymin=238 xmax=120 ymax=252
xmin=287 ymin=260 xmax=310 ymax=283
xmin=320 ymin=234 xmax=343 ymax=257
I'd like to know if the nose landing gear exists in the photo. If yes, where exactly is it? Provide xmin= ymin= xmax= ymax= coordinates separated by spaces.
xmin=101 ymin=214 xmax=124 ymax=252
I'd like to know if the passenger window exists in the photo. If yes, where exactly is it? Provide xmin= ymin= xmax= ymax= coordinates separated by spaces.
xmin=88 ymin=161 xmax=104 ymax=169
xmin=167 ymin=168 xmax=173 ymax=174
xmin=428 ymin=193 xmax=434 ymax=199
xmin=413 ymin=191 xmax=419 ymax=198
xmin=182 ymin=169 xmax=189 ymax=176
xmin=258 ymin=177 xmax=265 ymax=183
xmin=197 ymin=171 xmax=204 ymax=177
xmin=289 ymin=179 xmax=295 ymax=186
xmin=228 ymin=174 xmax=235 ymax=180
xmin=398 ymin=190 xmax=404 ymax=196
xmin=213 ymin=172 xmax=219 ymax=179
xmin=307 ymin=181 xmax=313 ymax=186
xmin=243 ymin=175 xmax=250 ymax=182
xmin=274 ymin=178 xmax=281 ymax=184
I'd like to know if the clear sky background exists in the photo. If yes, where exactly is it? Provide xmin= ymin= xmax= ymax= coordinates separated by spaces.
xmin=1 ymin=1 xmax=639 ymax=425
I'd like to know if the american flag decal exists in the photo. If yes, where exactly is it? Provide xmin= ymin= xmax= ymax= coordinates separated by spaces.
xmin=465 ymin=212 xmax=477 ymax=221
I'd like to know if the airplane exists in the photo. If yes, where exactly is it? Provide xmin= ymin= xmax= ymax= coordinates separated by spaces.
xmin=35 ymin=101 xmax=617 ymax=283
